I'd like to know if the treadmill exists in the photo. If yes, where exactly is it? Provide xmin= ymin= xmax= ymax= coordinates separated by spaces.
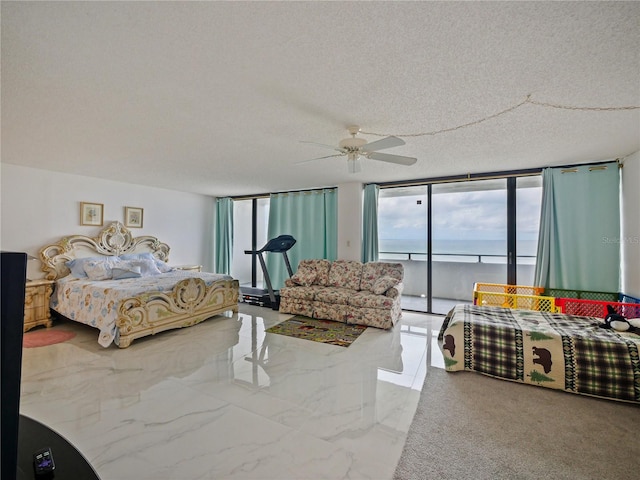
xmin=241 ymin=234 xmax=296 ymax=310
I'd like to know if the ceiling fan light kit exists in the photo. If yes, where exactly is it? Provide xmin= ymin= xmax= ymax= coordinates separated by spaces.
xmin=300 ymin=125 xmax=418 ymax=173
xmin=347 ymin=154 xmax=362 ymax=173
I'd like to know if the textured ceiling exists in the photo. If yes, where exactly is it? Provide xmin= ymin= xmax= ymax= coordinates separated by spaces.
xmin=2 ymin=1 xmax=639 ymax=196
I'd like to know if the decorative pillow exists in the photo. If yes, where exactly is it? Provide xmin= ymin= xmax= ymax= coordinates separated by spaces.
xmin=112 ymin=265 xmax=142 ymax=280
xmin=66 ymin=256 xmax=119 ymax=278
xmin=295 ymin=259 xmax=331 ymax=286
xmin=372 ymin=276 xmax=400 ymax=295
xmin=121 ymin=252 xmax=171 ymax=273
xmin=290 ymin=269 xmax=317 ymax=287
xmin=155 ymin=261 xmax=174 ymax=273
xmin=125 ymin=259 xmax=162 ymax=277
xmin=83 ymin=260 xmax=117 ymax=281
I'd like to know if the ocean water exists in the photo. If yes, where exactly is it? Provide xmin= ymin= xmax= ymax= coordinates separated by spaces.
xmin=379 ymin=238 xmax=538 ymax=263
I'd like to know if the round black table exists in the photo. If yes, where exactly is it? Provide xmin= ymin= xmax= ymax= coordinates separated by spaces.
xmin=17 ymin=415 xmax=100 ymax=480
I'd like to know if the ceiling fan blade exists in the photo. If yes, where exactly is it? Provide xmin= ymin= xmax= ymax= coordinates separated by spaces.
xmin=295 ymin=153 xmax=344 ymax=165
xmin=367 ymin=152 xmax=417 ymax=166
xmin=360 ymin=135 xmax=405 ymax=153
xmin=300 ymin=141 xmax=344 ymax=153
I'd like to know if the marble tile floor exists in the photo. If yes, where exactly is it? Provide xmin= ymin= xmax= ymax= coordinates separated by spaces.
xmin=19 ymin=305 xmax=445 ymax=480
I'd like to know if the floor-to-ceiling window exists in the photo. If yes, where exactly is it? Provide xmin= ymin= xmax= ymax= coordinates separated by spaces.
xmin=378 ymin=172 xmax=542 ymax=314
xmin=231 ymin=198 xmax=270 ymax=289
xmin=378 ymin=186 xmax=429 ymax=310
xmin=516 ymin=176 xmax=543 ymax=285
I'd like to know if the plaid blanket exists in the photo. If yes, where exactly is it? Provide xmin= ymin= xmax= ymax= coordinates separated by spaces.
xmin=439 ymin=305 xmax=640 ymax=404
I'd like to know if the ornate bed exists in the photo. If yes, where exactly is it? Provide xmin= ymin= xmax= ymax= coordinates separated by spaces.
xmin=39 ymin=222 xmax=239 ymax=348
xmin=439 ymin=304 xmax=640 ymax=404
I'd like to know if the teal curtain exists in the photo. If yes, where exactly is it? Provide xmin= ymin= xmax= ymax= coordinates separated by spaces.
xmin=362 ymin=184 xmax=379 ymax=262
xmin=534 ymin=162 xmax=620 ymax=292
xmin=214 ymin=197 xmax=233 ymax=275
xmin=266 ymin=188 xmax=337 ymax=289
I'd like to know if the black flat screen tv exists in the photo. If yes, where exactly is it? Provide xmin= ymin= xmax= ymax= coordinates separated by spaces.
xmin=1 ymin=252 xmax=28 ymax=480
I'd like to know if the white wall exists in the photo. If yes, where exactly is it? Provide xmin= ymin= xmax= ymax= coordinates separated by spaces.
xmin=621 ymin=151 xmax=640 ymax=298
xmin=5 ymin=156 xmax=638 ymax=290
xmin=336 ymin=182 xmax=363 ymax=261
xmin=0 ymin=164 xmax=215 ymax=280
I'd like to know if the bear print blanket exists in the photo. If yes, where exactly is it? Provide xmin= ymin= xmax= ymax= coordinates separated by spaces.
xmin=439 ymin=304 xmax=640 ymax=404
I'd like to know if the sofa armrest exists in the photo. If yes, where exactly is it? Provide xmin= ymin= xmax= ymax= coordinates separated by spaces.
xmin=385 ymin=282 xmax=404 ymax=299
xmin=284 ymin=278 xmax=298 ymax=287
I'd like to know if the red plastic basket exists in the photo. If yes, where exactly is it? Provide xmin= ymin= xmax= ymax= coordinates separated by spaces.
xmin=555 ymin=298 xmax=640 ymax=318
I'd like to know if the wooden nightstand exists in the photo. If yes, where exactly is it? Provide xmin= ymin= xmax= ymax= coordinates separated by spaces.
xmin=24 ymin=279 xmax=55 ymax=332
xmin=174 ymin=265 xmax=202 ymax=272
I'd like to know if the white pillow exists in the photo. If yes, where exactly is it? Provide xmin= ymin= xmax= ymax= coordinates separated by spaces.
xmin=112 ymin=265 xmax=142 ymax=280
xmin=126 ymin=258 xmax=162 ymax=276
xmin=83 ymin=259 xmax=120 ymax=281
xmin=155 ymin=260 xmax=174 ymax=273
xmin=67 ymin=256 xmax=117 ymax=278
xmin=121 ymin=252 xmax=172 ymax=273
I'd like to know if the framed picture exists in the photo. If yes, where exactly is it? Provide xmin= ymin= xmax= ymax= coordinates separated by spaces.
xmin=124 ymin=207 xmax=144 ymax=228
xmin=80 ymin=202 xmax=104 ymax=226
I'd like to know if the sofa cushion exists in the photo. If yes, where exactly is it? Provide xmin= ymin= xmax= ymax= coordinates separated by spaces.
xmin=314 ymin=287 xmax=356 ymax=306
xmin=372 ymin=276 xmax=400 ymax=295
xmin=279 ymin=285 xmax=319 ymax=301
xmin=327 ymin=260 xmax=363 ymax=290
xmin=290 ymin=268 xmax=317 ymax=287
xmin=360 ymin=262 xmax=404 ymax=292
xmin=295 ymin=259 xmax=332 ymax=286
xmin=348 ymin=291 xmax=396 ymax=309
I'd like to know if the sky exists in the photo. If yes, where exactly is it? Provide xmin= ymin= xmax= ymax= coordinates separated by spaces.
xmin=378 ymin=181 xmax=543 ymax=244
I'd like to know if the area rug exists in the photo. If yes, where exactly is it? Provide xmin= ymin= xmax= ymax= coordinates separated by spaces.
xmin=23 ymin=329 xmax=76 ymax=348
xmin=393 ymin=368 xmax=640 ymax=480
xmin=266 ymin=316 xmax=366 ymax=347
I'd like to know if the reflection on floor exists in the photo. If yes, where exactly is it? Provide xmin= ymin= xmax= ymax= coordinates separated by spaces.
xmin=401 ymin=294 xmax=470 ymax=315
xmin=20 ymin=305 xmax=444 ymax=480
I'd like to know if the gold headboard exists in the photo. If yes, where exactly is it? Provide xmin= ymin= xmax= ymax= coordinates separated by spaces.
xmin=39 ymin=222 xmax=170 ymax=280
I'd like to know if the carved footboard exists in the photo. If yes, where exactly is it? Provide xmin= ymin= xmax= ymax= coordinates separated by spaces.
xmin=117 ymin=278 xmax=239 ymax=348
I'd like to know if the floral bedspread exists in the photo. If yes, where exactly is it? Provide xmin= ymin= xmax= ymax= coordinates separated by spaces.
xmin=439 ymin=304 xmax=640 ymax=403
xmin=51 ymin=271 xmax=232 ymax=347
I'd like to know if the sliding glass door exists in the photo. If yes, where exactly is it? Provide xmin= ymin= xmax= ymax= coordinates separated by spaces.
xmin=431 ymin=179 xmax=508 ymax=314
xmin=378 ymin=174 xmax=542 ymax=314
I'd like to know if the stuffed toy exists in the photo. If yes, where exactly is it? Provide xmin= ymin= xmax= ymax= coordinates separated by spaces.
xmin=600 ymin=305 xmax=640 ymax=333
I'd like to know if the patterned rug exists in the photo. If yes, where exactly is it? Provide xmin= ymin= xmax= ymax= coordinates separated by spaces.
xmin=23 ymin=329 xmax=76 ymax=348
xmin=266 ymin=316 xmax=367 ymax=347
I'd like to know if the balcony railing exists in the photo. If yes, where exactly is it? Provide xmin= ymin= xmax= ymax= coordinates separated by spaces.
xmin=379 ymin=251 xmax=536 ymax=264
xmin=379 ymin=250 xmax=538 ymax=313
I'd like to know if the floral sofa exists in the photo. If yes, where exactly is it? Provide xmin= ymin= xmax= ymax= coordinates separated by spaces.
xmin=279 ymin=259 xmax=404 ymax=329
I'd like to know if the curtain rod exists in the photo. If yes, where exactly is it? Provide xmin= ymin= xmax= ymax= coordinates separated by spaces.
xmin=553 ymin=158 xmax=622 ymax=170
xmin=374 ymin=168 xmax=542 ymax=189
xmin=373 ymin=158 xmax=622 ymax=189
xmin=230 ymin=186 xmax=337 ymax=201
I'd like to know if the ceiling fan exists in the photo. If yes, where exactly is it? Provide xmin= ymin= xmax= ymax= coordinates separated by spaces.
xmin=298 ymin=125 xmax=417 ymax=173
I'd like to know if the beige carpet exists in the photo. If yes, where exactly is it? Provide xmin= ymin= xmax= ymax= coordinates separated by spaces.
xmin=394 ymin=368 xmax=639 ymax=480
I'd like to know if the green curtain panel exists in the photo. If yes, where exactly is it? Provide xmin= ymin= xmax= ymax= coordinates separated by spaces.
xmin=534 ymin=162 xmax=620 ymax=292
xmin=362 ymin=184 xmax=379 ymax=262
xmin=214 ymin=197 xmax=234 ymax=275
xmin=266 ymin=188 xmax=337 ymax=289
